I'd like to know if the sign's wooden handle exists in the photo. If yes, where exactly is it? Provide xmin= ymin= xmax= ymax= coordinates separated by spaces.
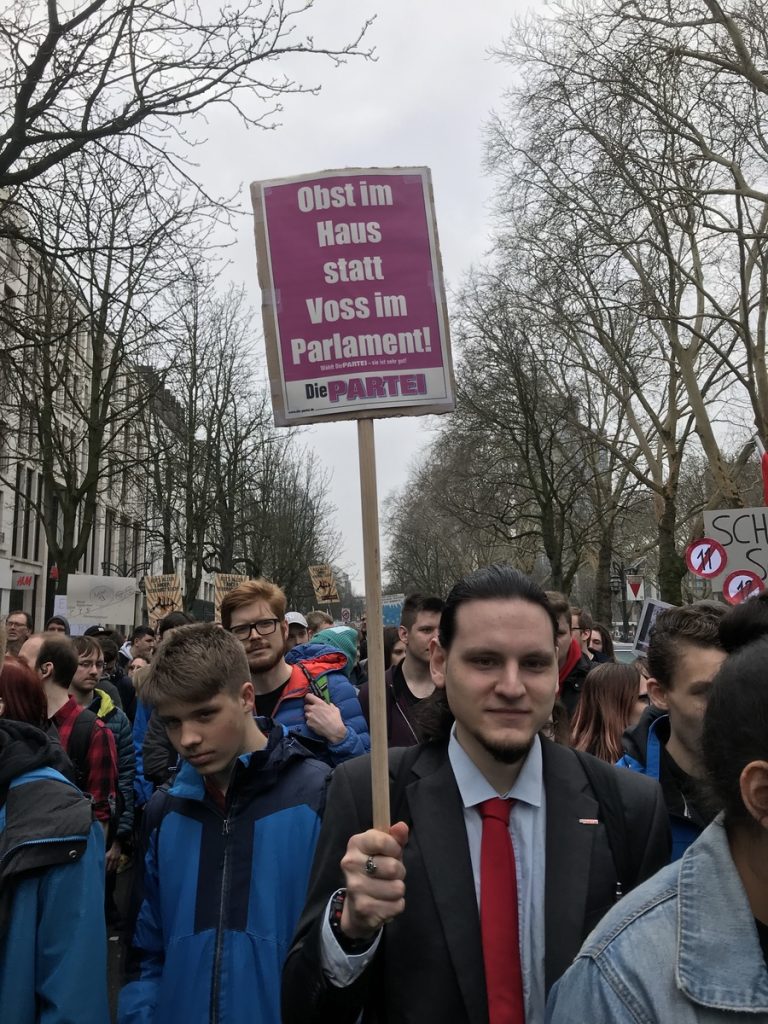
xmin=357 ymin=417 xmax=390 ymax=831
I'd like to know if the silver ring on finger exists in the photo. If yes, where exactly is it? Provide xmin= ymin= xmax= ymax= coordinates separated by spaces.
xmin=365 ymin=855 xmax=377 ymax=876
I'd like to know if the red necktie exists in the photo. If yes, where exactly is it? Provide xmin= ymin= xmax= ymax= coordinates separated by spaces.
xmin=478 ymin=797 xmax=525 ymax=1024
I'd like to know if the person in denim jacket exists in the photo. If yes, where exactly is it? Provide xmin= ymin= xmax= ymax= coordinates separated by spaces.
xmin=547 ymin=608 xmax=768 ymax=1022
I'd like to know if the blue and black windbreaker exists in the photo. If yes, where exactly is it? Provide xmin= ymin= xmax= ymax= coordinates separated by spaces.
xmin=119 ymin=726 xmax=329 ymax=1024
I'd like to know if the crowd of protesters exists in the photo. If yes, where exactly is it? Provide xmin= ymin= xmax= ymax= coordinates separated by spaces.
xmin=0 ymin=568 xmax=767 ymax=1023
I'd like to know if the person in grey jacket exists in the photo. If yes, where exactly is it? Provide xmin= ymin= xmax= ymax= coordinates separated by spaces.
xmin=547 ymin=611 xmax=768 ymax=1023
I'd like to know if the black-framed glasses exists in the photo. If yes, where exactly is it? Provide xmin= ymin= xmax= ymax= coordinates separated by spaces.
xmin=229 ymin=618 xmax=280 ymax=641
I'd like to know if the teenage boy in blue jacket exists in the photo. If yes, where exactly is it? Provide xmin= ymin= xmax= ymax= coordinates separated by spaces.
xmin=617 ymin=602 xmax=726 ymax=860
xmin=118 ymin=623 xmax=329 ymax=1024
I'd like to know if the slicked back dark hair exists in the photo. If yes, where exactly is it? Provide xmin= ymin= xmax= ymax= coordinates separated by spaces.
xmin=439 ymin=564 xmax=558 ymax=650
xmin=647 ymin=602 xmax=726 ymax=689
xmin=401 ymin=593 xmax=444 ymax=631
xmin=415 ymin=565 xmax=558 ymax=743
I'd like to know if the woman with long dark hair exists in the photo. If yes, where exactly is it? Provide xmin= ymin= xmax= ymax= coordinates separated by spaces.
xmin=569 ymin=663 xmax=647 ymax=763
xmin=589 ymin=622 xmax=615 ymax=661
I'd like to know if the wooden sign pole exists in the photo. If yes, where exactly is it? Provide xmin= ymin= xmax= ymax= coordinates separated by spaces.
xmin=357 ymin=417 xmax=390 ymax=830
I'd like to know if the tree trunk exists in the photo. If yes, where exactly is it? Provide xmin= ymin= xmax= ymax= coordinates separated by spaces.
xmin=594 ymin=527 xmax=614 ymax=625
xmin=657 ymin=495 xmax=686 ymax=604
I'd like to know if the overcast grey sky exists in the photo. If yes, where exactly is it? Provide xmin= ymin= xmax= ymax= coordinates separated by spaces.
xmin=196 ymin=1 xmax=534 ymax=591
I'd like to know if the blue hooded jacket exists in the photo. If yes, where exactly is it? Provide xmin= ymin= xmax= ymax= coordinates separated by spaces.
xmin=616 ymin=711 xmax=701 ymax=861
xmin=280 ymin=642 xmax=370 ymax=765
xmin=0 ymin=721 xmax=108 ymax=1024
xmin=119 ymin=725 xmax=329 ymax=1024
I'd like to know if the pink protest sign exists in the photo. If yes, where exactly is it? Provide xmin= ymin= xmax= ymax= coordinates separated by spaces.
xmin=251 ymin=167 xmax=454 ymax=425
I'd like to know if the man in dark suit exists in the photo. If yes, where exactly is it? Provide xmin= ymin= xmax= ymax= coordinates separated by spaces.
xmin=282 ymin=565 xmax=669 ymax=1024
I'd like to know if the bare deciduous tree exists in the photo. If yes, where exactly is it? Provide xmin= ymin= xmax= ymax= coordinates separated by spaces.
xmin=0 ymin=0 xmax=373 ymax=185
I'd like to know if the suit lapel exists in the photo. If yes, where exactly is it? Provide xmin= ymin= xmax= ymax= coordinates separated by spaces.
xmin=542 ymin=740 xmax=600 ymax=991
xmin=407 ymin=745 xmax=487 ymax=1024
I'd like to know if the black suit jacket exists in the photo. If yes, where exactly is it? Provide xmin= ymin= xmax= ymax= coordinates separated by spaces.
xmin=282 ymin=738 xmax=669 ymax=1024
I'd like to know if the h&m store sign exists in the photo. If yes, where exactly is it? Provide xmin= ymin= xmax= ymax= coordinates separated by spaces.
xmin=12 ymin=571 xmax=35 ymax=590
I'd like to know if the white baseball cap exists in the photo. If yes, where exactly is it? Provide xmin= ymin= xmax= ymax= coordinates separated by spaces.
xmin=285 ymin=611 xmax=308 ymax=628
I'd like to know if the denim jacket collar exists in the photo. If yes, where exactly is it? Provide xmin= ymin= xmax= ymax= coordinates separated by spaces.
xmin=677 ymin=815 xmax=768 ymax=1011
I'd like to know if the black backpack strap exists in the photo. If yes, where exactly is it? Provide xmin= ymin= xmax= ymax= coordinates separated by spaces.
xmin=67 ymin=708 xmax=99 ymax=791
xmin=572 ymin=749 xmax=633 ymax=894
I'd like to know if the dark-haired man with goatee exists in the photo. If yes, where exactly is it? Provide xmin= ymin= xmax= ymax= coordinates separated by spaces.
xmin=283 ymin=565 xmax=669 ymax=1024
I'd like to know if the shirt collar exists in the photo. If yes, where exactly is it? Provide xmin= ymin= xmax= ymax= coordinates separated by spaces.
xmin=448 ymin=726 xmax=544 ymax=809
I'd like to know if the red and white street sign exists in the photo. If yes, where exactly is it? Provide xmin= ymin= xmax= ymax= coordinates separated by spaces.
xmin=685 ymin=538 xmax=727 ymax=580
xmin=626 ymin=575 xmax=645 ymax=602
xmin=722 ymin=569 xmax=765 ymax=605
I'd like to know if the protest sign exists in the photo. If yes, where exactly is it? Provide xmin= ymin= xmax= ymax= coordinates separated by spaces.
xmin=251 ymin=167 xmax=454 ymax=426
xmin=722 ymin=569 xmax=765 ymax=605
xmin=702 ymin=508 xmax=768 ymax=591
xmin=633 ymin=597 xmax=674 ymax=654
xmin=382 ymin=593 xmax=405 ymax=626
xmin=144 ymin=573 xmax=183 ymax=630
xmin=685 ymin=538 xmax=728 ymax=580
xmin=67 ymin=573 xmax=139 ymax=628
xmin=214 ymin=573 xmax=248 ymax=622
xmin=308 ymin=564 xmax=339 ymax=603
xmin=251 ymin=166 xmax=456 ymax=832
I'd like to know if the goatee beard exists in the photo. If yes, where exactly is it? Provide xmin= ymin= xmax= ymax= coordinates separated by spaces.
xmin=478 ymin=735 xmax=533 ymax=765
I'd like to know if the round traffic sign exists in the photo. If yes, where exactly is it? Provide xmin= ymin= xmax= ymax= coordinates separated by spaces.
xmin=722 ymin=569 xmax=765 ymax=606
xmin=685 ymin=538 xmax=727 ymax=579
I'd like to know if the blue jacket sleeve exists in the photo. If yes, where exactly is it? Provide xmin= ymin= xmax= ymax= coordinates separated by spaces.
xmin=325 ymin=674 xmax=371 ymax=765
xmin=36 ymin=822 xmax=109 ymax=1024
xmin=132 ymin=701 xmax=154 ymax=808
xmin=118 ymin=827 xmax=165 ymax=1024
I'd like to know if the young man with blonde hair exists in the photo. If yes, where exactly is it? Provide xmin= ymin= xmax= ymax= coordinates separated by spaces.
xmin=119 ymin=623 xmax=329 ymax=1024
xmin=221 ymin=579 xmax=369 ymax=766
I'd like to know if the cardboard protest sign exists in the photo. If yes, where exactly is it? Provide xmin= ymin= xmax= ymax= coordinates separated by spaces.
xmin=685 ymin=538 xmax=728 ymax=580
xmin=67 ymin=573 xmax=139 ymax=628
xmin=251 ymin=167 xmax=455 ymax=425
xmin=382 ymin=593 xmax=405 ymax=626
xmin=633 ymin=597 xmax=674 ymax=654
xmin=702 ymin=508 xmax=768 ymax=592
xmin=214 ymin=574 xmax=248 ymax=622
xmin=144 ymin=574 xmax=183 ymax=630
xmin=308 ymin=564 xmax=339 ymax=603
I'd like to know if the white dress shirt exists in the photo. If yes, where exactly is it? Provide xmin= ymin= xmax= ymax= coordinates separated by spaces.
xmin=321 ymin=730 xmax=547 ymax=1023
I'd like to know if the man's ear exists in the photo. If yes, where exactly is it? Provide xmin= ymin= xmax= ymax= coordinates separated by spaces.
xmin=398 ymin=624 xmax=409 ymax=645
xmin=430 ymin=638 xmax=447 ymax=690
xmin=240 ymin=680 xmax=255 ymax=713
xmin=740 ymin=761 xmax=768 ymax=830
xmin=646 ymin=677 xmax=668 ymax=711
xmin=39 ymin=660 xmax=54 ymax=683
